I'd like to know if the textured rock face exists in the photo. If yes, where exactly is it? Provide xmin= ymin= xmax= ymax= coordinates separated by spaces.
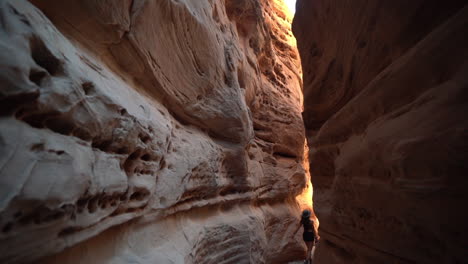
xmin=294 ymin=0 xmax=468 ymax=263
xmin=0 ymin=0 xmax=310 ymax=263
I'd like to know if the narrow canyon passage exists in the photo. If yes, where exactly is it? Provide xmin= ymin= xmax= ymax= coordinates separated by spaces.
xmin=1 ymin=0 xmax=467 ymax=264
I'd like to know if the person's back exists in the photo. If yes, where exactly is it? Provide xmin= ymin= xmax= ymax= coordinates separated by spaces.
xmin=301 ymin=218 xmax=314 ymax=232
xmin=294 ymin=209 xmax=319 ymax=264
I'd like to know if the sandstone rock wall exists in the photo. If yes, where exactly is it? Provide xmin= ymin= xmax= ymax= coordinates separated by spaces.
xmin=293 ymin=0 xmax=468 ymax=263
xmin=0 ymin=0 xmax=310 ymax=263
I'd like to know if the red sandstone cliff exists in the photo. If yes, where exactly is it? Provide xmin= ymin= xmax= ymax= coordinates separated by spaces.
xmin=294 ymin=0 xmax=468 ymax=263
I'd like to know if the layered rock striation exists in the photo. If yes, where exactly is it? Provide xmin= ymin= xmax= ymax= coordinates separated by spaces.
xmin=294 ymin=0 xmax=468 ymax=263
xmin=0 ymin=0 xmax=310 ymax=263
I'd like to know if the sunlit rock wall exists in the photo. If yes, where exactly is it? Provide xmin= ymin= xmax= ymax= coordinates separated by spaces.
xmin=0 ymin=0 xmax=310 ymax=263
xmin=293 ymin=0 xmax=468 ymax=263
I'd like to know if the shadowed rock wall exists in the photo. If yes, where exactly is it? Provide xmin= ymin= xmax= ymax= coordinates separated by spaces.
xmin=293 ymin=0 xmax=468 ymax=263
xmin=0 ymin=0 xmax=310 ymax=263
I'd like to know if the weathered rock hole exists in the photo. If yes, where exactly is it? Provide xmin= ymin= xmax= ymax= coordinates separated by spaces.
xmin=29 ymin=68 xmax=47 ymax=86
xmin=21 ymin=113 xmax=50 ymax=128
xmin=81 ymin=81 xmax=95 ymax=95
xmin=130 ymin=189 xmax=150 ymax=201
xmin=122 ymin=151 xmax=141 ymax=174
xmin=141 ymin=153 xmax=151 ymax=161
xmin=18 ymin=213 xmax=35 ymax=225
xmin=37 ymin=210 xmax=65 ymax=223
xmin=119 ymin=192 xmax=128 ymax=201
xmin=272 ymin=151 xmax=297 ymax=159
xmin=139 ymin=133 xmax=150 ymax=143
xmin=124 ymin=207 xmax=144 ymax=214
xmin=92 ymin=139 xmax=112 ymax=151
xmin=117 ymin=147 xmax=130 ymax=154
xmin=87 ymin=196 xmax=99 ymax=213
xmin=76 ymin=197 xmax=88 ymax=212
xmin=58 ymin=227 xmax=79 ymax=237
xmin=30 ymin=143 xmax=45 ymax=152
xmin=128 ymin=151 xmax=140 ymax=160
xmin=44 ymin=118 xmax=75 ymax=135
xmin=72 ymin=128 xmax=93 ymax=141
xmin=29 ymin=36 xmax=64 ymax=76
xmin=2 ymin=222 xmax=13 ymax=233
xmin=98 ymin=197 xmax=108 ymax=209
xmin=20 ymin=111 xmax=75 ymax=135
xmin=13 ymin=108 xmax=27 ymax=119
xmin=0 ymin=92 xmax=39 ymax=116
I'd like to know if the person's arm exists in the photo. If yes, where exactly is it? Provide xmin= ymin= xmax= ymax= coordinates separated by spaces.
xmin=314 ymin=223 xmax=320 ymax=243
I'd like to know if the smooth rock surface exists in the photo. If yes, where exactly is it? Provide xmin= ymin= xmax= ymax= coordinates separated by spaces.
xmin=294 ymin=0 xmax=468 ymax=263
xmin=0 ymin=0 xmax=311 ymax=263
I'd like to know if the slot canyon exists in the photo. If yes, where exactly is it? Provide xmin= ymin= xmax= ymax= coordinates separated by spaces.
xmin=0 ymin=0 xmax=466 ymax=263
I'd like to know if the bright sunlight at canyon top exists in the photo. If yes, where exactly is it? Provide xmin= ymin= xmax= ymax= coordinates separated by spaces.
xmin=284 ymin=0 xmax=296 ymax=13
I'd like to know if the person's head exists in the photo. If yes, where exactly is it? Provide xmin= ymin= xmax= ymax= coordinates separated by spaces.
xmin=301 ymin=209 xmax=311 ymax=220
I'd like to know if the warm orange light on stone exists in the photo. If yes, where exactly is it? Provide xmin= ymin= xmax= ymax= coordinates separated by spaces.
xmin=296 ymin=139 xmax=314 ymax=212
xmin=283 ymin=0 xmax=296 ymax=14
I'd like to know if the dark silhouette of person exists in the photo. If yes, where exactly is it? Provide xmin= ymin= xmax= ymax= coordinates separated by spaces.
xmin=293 ymin=209 xmax=319 ymax=263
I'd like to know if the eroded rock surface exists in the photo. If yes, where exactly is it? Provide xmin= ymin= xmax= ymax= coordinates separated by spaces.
xmin=294 ymin=0 xmax=468 ymax=263
xmin=0 ymin=0 xmax=310 ymax=263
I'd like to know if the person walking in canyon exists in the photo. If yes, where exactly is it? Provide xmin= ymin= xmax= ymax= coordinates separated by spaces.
xmin=293 ymin=209 xmax=319 ymax=264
